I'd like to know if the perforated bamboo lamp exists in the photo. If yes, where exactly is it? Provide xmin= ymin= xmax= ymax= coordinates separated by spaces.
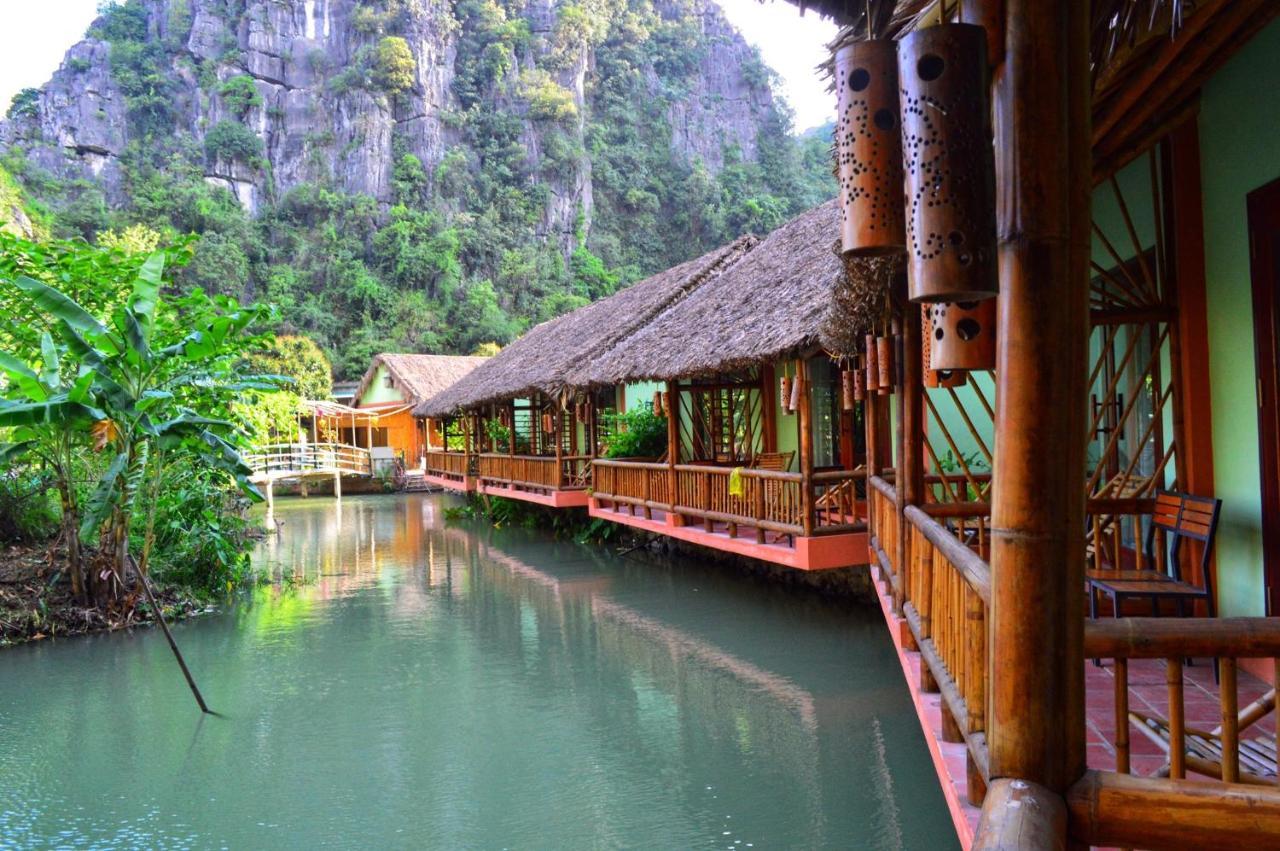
xmin=542 ymin=412 xmax=553 ymax=434
xmin=927 ymin=299 xmax=996 ymax=371
xmin=661 ymin=391 xmax=671 ymax=417
xmin=898 ymin=24 xmax=997 ymax=303
xmin=865 ymin=334 xmax=880 ymax=392
xmin=780 ymin=375 xmax=793 ymax=414
xmin=877 ymin=335 xmax=894 ymax=393
xmin=841 ymin=368 xmax=857 ymax=411
xmin=853 ymin=366 xmax=866 ymax=401
xmin=789 ymin=372 xmax=804 ymax=412
xmin=652 ymin=390 xmax=663 ymax=417
xmin=921 ymin=306 xmax=968 ymax=387
xmin=835 ymin=40 xmax=905 ymax=256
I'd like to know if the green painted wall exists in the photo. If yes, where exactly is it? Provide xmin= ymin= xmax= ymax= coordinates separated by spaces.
xmin=357 ymin=364 xmax=406 ymax=406
xmin=1198 ymin=18 xmax=1280 ymax=616
xmin=623 ymin=381 xmax=663 ymax=413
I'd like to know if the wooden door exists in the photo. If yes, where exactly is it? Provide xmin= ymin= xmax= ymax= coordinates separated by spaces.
xmin=1248 ymin=176 xmax=1280 ymax=616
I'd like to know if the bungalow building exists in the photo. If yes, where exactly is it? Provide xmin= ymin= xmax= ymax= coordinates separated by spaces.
xmin=572 ymin=200 xmax=877 ymax=570
xmin=349 ymin=353 xmax=485 ymax=473
xmin=413 ymin=237 xmax=757 ymax=504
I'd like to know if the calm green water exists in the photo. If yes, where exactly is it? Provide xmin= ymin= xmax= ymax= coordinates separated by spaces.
xmin=0 ymin=493 xmax=957 ymax=850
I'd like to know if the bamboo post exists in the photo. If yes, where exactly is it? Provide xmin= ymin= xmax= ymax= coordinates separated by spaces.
xmin=128 ymin=554 xmax=213 ymax=715
xmin=554 ymin=402 xmax=564 ymax=490
xmin=797 ymin=359 xmax=814 ymax=538
xmin=1220 ymin=658 xmax=1239 ymax=783
xmin=984 ymin=0 xmax=1089 ymax=795
xmin=666 ymin=380 xmax=679 ymax=513
xmin=1168 ymin=657 xmax=1185 ymax=779
xmin=902 ymin=307 xmax=925 ymax=588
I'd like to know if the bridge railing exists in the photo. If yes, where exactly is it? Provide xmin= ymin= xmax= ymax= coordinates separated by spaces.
xmin=245 ymin=443 xmax=372 ymax=478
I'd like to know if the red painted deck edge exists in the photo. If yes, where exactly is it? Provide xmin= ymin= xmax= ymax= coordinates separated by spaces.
xmin=588 ymin=499 xmax=870 ymax=570
xmin=871 ymin=568 xmax=979 ymax=850
xmin=424 ymin=474 xmax=474 ymax=493
xmin=479 ymin=483 xmax=590 ymax=508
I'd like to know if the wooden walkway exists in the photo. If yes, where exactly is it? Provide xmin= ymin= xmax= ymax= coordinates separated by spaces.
xmin=245 ymin=443 xmax=372 ymax=506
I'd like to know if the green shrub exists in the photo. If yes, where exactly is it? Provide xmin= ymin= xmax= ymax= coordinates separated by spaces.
xmin=204 ymin=119 xmax=263 ymax=164
xmin=373 ymin=36 xmax=416 ymax=94
xmin=602 ymin=406 xmax=667 ymax=459
xmin=0 ymin=468 xmax=61 ymax=543
xmin=6 ymin=88 xmax=40 ymax=120
xmin=218 ymin=74 xmax=263 ymax=117
xmin=521 ymin=71 xmax=578 ymax=122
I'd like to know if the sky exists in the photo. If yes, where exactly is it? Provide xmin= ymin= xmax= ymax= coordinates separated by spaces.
xmin=0 ymin=0 xmax=836 ymax=133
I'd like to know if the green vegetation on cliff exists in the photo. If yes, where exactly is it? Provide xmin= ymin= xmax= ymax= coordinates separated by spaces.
xmin=2 ymin=0 xmax=834 ymax=379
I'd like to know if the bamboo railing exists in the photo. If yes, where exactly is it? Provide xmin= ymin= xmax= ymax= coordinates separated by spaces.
xmin=870 ymin=473 xmax=993 ymax=798
xmin=245 ymin=442 xmax=372 ymax=478
xmin=478 ymin=453 xmax=582 ymax=491
xmin=592 ymin=459 xmax=865 ymax=542
xmin=425 ymin=450 xmax=469 ymax=481
xmin=1066 ymin=618 xmax=1280 ymax=849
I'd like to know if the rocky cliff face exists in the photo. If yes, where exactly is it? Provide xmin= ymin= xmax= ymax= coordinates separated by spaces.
xmin=0 ymin=0 xmax=776 ymax=255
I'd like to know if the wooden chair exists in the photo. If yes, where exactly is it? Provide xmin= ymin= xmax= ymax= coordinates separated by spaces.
xmin=1129 ymin=689 xmax=1277 ymax=784
xmin=750 ymin=451 xmax=794 ymax=472
xmin=1087 ymin=490 xmax=1222 ymax=621
xmin=750 ymin=451 xmax=795 ymax=541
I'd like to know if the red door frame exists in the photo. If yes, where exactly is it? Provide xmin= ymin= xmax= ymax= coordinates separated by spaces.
xmin=1247 ymin=175 xmax=1280 ymax=617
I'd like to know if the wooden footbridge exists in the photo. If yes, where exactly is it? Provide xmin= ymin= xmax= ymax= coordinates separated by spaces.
xmin=245 ymin=443 xmax=372 ymax=507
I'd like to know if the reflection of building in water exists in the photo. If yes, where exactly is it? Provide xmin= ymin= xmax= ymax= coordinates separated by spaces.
xmin=249 ymin=497 xmax=907 ymax=847
xmin=457 ymin=534 xmax=906 ymax=846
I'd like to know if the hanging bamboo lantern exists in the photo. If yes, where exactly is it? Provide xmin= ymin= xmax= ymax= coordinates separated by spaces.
xmin=835 ymin=40 xmax=905 ymax=256
xmin=877 ymin=335 xmax=894 ymax=393
xmin=652 ymin=390 xmax=664 ymax=417
xmin=780 ymin=375 xmax=794 ymax=414
xmin=853 ymin=366 xmax=866 ymax=401
xmin=841 ymin=368 xmax=857 ymax=411
xmin=921 ymin=306 xmax=967 ymax=387
xmin=661 ymin=391 xmax=671 ymax=417
xmin=865 ymin=334 xmax=880 ymax=392
xmin=926 ymin=300 xmax=996 ymax=371
xmin=542 ymin=411 xmax=553 ymax=434
xmin=789 ymin=371 xmax=804 ymax=411
xmin=898 ymin=24 xmax=997 ymax=303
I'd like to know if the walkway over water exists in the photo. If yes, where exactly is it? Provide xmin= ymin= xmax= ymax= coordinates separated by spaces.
xmin=0 ymin=493 xmax=957 ymax=848
xmin=245 ymin=442 xmax=372 ymax=503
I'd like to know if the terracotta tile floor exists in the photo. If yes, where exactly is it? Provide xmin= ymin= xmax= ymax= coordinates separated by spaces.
xmin=871 ymin=567 xmax=1275 ymax=848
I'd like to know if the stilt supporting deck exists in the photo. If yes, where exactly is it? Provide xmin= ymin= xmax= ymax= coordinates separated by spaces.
xmin=983 ymin=0 xmax=1089 ymax=805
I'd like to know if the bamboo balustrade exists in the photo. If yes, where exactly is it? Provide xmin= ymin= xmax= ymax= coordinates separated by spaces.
xmin=1060 ymin=619 xmax=1280 ymax=849
xmin=477 ymin=453 xmax=591 ymax=492
xmin=245 ymin=443 xmax=372 ymax=478
xmin=592 ymin=459 xmax=865 ymax=542
xmin=871 ymin=465 xmax=994 ymax=797
xmin=425 ymin=450 xmax=469 ymax=481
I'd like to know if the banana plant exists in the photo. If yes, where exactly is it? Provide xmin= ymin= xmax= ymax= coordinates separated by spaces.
xmin=10 ymin=251 xmax=283 ymax=591
xmin=0 ymin=334 xmax=106 ymax=601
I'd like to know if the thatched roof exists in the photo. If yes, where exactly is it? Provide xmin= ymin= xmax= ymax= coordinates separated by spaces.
xmin=354 ymin=353 xmax=487 ymax=408
xmin=571 ymin=200 xmax=853 ymax=387
xmin=414 ymin=236 xmax=758 ymax=417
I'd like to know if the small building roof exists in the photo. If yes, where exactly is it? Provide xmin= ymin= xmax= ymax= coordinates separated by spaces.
xmin=415 ymin=235 xmax=759 ymax=417
xmin=353 ymin=354 xmax=488 ymax=409
xmin=571 ymin=200 xmax=848 ymax=386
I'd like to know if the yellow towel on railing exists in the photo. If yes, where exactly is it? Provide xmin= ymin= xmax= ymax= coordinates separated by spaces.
xmin=728 ymin=466 xmax=745 ymax=497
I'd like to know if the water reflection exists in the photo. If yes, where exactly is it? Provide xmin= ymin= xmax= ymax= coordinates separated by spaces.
xmin=0 ymin=494 xmax=957 ymax=850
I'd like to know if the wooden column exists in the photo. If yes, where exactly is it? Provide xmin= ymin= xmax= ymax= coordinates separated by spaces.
xmin=761 ymin=364 xmax=778 ymax=452
xmin=1163 ymin=119 xmax=1217 ymax=598
xmin=797 ymin=359 xmax=815 ymax=538
xmin=986 ymin=0 xmax=1090 ymax=793
xmin=554 ymin=399 xmax=564 ymax=489
xmin=899 ymin=309 xmax=925 ymax=600
xmin=666 ymin=380 xmax=679 ymax=510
